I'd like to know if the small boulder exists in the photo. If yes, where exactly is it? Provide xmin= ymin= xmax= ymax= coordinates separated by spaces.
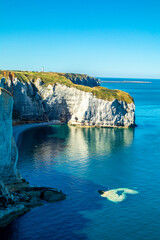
xmin=41 ymin=190 xmax=66 ymax=202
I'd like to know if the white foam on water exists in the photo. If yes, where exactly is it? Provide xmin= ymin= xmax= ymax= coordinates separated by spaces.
xmin=101 ymin=188 xmax=138 ymax=203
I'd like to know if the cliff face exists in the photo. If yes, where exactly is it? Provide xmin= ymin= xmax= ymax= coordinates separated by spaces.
xmin=0 ymin=85 xmax=66 ymax=228
xmin=0 ymin=88 xmax=18 ymax=183
xmin=0 ymin=87 xmax=25 ymax=227
xmin=36 ymin=80 xmax=135 ymax=127
xmin=6 ymin=78 xmax=45 ymax=121
xmin=5 ymin=77 xmax=135 ymax=127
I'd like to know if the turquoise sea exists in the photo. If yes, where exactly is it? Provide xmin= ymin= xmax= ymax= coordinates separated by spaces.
xmin=1 ymin=78 xmax=160 ymax=240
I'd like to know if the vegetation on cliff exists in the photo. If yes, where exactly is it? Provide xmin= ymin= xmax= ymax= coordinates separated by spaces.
xmin=0 ymin=70 xmax=134 ymax=103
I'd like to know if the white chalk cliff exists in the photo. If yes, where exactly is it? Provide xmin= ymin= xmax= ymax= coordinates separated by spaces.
xmin=0 ymin=87 xmax=19 ymax=184
xmin=5 ymin=77 xmax=135 ymax=127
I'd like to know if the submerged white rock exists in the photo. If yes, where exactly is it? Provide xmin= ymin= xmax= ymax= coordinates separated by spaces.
xmin=99 ymin=188 xmax=138 ymax=203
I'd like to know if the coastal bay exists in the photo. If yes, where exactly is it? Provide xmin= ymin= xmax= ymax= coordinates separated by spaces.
xmin=1 ymin=78 xmax=160 ymax=239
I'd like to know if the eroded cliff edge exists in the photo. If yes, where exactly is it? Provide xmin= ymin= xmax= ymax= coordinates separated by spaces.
xmin=0 ymin=87 xmax=66 ymax=228
xmin=0 ymin=71 xmax=135 ymax=127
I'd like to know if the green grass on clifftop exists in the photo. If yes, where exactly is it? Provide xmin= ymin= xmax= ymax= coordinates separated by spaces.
xmin=0 ymin=70 xmax=134 ymax=103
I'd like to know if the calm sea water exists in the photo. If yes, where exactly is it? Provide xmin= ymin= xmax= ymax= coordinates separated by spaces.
xmin=1 ymin=78 xmax=160 ymax=240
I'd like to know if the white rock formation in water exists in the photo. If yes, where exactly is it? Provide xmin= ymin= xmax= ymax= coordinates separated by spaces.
xmin=100 ymin=188 xmax=138 ymax=203
xmin=5 ymin=77 xmax=135 ymax=127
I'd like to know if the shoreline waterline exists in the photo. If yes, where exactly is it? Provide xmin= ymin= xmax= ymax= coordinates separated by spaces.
xmin=13 ymin=121 xmax=136 ymax=144
xmin=0 ymin=121 xmax=67 ymax=228
xmin=13 ymin=121 xmax=63 ymax=144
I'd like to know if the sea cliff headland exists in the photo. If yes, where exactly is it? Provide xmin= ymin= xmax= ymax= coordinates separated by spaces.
xmin=0 ymin=70 xmax=135 ymax=127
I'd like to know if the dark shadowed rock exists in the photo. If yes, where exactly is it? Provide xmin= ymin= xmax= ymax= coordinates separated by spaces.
xmin=98 ymin=190 xmax=105 ymax=195
xmin=41 ymin=190 xmax=66 ymax=202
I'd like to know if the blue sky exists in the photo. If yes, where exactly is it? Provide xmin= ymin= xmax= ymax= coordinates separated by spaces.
xmin=1 ymin=0 xmax=160 ymax=78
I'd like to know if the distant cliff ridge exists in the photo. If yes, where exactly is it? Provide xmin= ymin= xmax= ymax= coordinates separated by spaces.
xmin=0 ymin=70 xmax=135 ymax=127
xmin=64 ymin=73 xmax=100 ymax=87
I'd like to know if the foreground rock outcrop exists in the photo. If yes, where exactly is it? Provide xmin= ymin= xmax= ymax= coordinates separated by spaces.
xmin=0 ymin=87 xmax=66 ymax=228
xmin=1 ymin=71 xmax=135 ymax=127
xmin=0 ymin=181 xmax=66 ymax=228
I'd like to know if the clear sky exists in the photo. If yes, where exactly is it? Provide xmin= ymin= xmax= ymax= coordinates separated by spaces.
xmin=1 ymin=0 xmax=160 ymax=78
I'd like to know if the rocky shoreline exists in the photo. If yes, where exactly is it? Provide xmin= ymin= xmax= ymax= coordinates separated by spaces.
xmin=0 ymin=182 xmax=66 ymax=228
xmin=13 ymin=120 xmax=62 ymax=144
xmin=0 ymin=122 xmax=66 ymax=228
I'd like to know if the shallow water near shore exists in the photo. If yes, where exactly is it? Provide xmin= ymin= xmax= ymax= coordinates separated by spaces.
xmin=1 ymin=78 xmax=160 ymax=240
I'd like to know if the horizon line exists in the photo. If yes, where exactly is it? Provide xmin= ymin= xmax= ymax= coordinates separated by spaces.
xmin=96 ymin=76 xmax=160 ymax=80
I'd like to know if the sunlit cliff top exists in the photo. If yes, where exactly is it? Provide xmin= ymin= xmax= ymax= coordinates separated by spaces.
xmin=0 ymin=70 xmax=134 ymax=103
